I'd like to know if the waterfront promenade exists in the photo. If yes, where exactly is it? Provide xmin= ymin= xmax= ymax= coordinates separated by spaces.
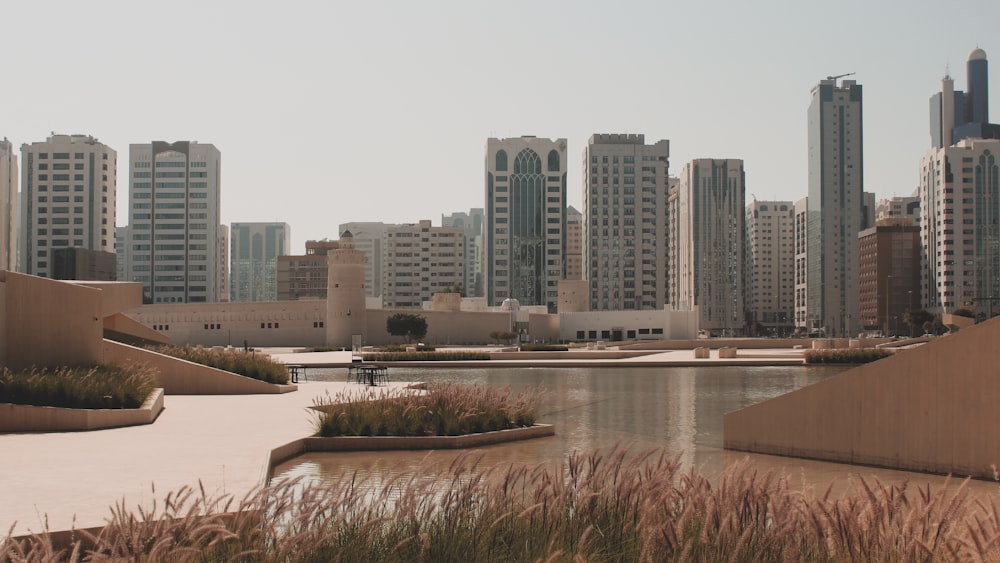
xmin=1 ymin=348 xmax=805 ymax=538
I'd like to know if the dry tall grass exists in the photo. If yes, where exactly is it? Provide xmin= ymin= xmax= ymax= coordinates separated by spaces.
xmin=5 ymin=448 xmax=1000 ymax=561
xmin=0 ymin=364 xmax=157 ymax=409
xmin=313 ymin=382 xmax=542 ymax=437
xmin=148 ymin=345 xmax=289 ymax=384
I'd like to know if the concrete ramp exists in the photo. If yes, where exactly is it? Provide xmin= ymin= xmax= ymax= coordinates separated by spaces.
xmin=724 ymin=317 xmax=1000 ymax=479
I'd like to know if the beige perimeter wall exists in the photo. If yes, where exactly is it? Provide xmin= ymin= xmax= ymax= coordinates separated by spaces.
xmin=724 ymin=316 xmax=1000 ymax=479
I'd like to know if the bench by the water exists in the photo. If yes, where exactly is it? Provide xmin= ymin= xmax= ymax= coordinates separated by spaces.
xmin=348 ymin=364 xmax=388 ymax=386
xmin=287 ymin=364 xmax=308 ymax=384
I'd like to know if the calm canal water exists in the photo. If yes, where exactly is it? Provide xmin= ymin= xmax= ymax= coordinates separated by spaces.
xmin=272 ymin=365 xmax=1000 ymax=497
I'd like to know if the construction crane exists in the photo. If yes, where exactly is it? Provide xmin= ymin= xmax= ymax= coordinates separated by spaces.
xmin=826 ymin=72 xmax=855 ymax=81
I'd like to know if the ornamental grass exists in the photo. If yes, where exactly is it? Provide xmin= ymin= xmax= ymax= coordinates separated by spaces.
xmin=361 ymin=351 xmax=491 ymax=362
xmin=6 ymin=448 xmax=1000 ymax=561
xmin=312 ymin=382 xmax=541 ymax=437
xmin=0 ymin=364 xmax=157 ymax=409
xmin=149 ymin=345 xmax=289 ymax=384
xmin=804 ymin=348 xmax=893 ymax=364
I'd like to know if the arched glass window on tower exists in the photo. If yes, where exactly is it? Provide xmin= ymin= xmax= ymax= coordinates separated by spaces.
xmin=496 ymin=150 xmax=508 ymax=172
xmin=548 ymin=150 xmax=560 ymax=172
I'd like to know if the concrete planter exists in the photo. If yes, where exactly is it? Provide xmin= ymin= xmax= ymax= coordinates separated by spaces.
xmin=268 ymin=423 xmax=554 ymax=476
xmin=0 ymin=388 xmax=164 ymax=432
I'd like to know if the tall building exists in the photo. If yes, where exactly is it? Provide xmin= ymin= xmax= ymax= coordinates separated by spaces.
xmin=671 ymin=159 xmax=746 ymax=335
xmin=51 ymin=248 xmax=117 ymax=281
xmin=217 ymin=224 xmax=229 ymax=302
xmin=19 ymin=134 xmax=116 ymax=278
xmin=230 ymin=222 xmax=290 ymax=302
xmin=793 ymin=197 xmax=809 ymax=331
xmin=745 ymin=200 xmax=795 ymax=335
xmin=127 ymin=141 xmax=221 ymax=303
xmin=807 ymin=77 xmax=864 ymax=337
xmin=442 ymin=209 xmax=484 ymax=296
xmin=0 ymin=138 xmax=16 ymax=271
xmin=381 ymin=220 xmax=465 ymax=309
xmin=583 ymin=134 xmax=670 ymax=311
xmin=564 ymin=206 xmax=583 ymax=281
xmin=115 ymin=226 xmax=130 ymax=284
xmin=919 ymin=138 xmax=1000 ymax=313
xmin=858 ymin=219 xmax=920 ymax=334
xmin=484 ymin=136 xmax=567 ymax=312
xmin=931 ymin=49 xmax=1000 ymax=148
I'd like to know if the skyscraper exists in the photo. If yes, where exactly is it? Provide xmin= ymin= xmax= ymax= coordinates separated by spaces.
xmin=19 ymin=134 xmax=116 ymax=278
xmin=930 ymin=48 xmax=1000 ymax=148
xmin=745 ymin=200 xmax=795 ymax=335
xmin=484 ymin=136 xmax=567 ymax=312
xmin=583 ymin=134 xmax=670 ymax=311
xmin=0 ymin=138 xmax=16 ymax=271
xmin=807 ymin=77 xmax=864 ymax=337
xmin=230 ymin=222 xmax=290 ymax=302
xmin=671 ymin=159 xmax=746 ymax=335
xmin=442 ymin=209 xmax=484 ymax=297
xmin=381 ymin=220 xmax=465 ymax=309
xmin=127 ymin=141 xmax=221 ymax=303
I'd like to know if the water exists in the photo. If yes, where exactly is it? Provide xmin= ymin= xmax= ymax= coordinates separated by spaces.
xmin=272 ymin=365 xmax=1000 ymax=498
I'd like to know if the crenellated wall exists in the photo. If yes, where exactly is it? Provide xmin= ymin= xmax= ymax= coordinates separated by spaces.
xmin=724 ymin=316 xmax=1000 ymax=479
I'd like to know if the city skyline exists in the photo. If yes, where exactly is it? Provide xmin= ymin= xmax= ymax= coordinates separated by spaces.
xmin=0 ymin=2 xmax=997 ymax=253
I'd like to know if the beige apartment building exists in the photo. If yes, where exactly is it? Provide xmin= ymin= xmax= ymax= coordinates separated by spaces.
xmin=381 ymin=220 xmax=465 ymax=309
xmin=441 ymin=209 xmax=484 ymax=297
xmin=583 ymin=134 xmax=670 ymax=311
xmin=793 ymin=197 xmax=809 ymax=332
xmin=20 ymin=134 xmax=116 ymax=279
xmin=875 ymin=195 xmax=920 ymax=222
xmin=745 ymin=200 xmax=795 ymax=335
xmin=338 ymin=222 xmax=387 ymax=298
xmin=564 ymin=205 xmax=582 ymax=281
xmin=276 ymin=239 xmax=342 ymax=301
xmin=671 ymin=158 xmax=746 ymax=336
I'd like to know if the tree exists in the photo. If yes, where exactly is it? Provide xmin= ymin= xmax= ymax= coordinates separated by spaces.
xmin=903 ymin=309 xmax=933 ymax=336
xmin=490 ymin=330 xmax=518 ymax=345
xmin=386 ymin=313 xmax=428 ymax=344
xmin=953 ymin=307 xmax=976 ymax=319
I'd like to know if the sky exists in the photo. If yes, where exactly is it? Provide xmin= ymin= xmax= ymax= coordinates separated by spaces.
xmin=3 ymin=0 xmax=999 ymax=252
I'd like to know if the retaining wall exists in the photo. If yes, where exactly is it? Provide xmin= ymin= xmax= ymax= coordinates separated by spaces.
xmin=0 ymin=389 xmax=164 ymax=432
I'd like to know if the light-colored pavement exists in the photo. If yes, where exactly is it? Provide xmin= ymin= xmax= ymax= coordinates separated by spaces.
xmin=1 ymin=347 xmax=808 ymax=538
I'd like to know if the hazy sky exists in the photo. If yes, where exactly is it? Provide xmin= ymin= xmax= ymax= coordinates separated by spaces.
xmin=4 ymin=0 xmax=998 ymax=252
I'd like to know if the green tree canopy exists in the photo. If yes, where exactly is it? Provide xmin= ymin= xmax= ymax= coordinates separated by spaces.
xmin=386 ymin=313 xmax=428 ymax=344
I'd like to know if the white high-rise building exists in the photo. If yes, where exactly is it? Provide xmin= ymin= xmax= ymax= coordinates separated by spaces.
xmin=442 ymin=208 xmax=484 ymax=297
xmin=583 ymin=134 xmax=670 ymax=311
xmin=919 ymin=138 xmax=1000 ymax=313
xmin=19 ymin=134 xmax=116 ymax=278
xmin=230 ymin=222 xmax=290 ymax=302
xmin=745 ymin=200 xmax=795 ymax=335
xmin=565 ymin=206 xmax=583 ymax=282
xmin=794 ymin=197 xmax=809 ymax=331
xmin=127 ymin=141 xmax=221 ymax=303
xmin=339 ymin=222 xmax=389 ymax=298
xmin=484 ymin=136 xmax=567 ymax=312
xmin=671 ymin=159 xmax=747 ymax=335
xmin=381 ymin=219 xmax=465 ymax=309
xmin=807 ymin=77 xmax=864 ymax=337
xmin=0 ymin=138 xmax=16 ymax=271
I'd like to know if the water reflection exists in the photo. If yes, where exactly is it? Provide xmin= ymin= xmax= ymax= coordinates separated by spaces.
xmin=273 ymin=365 xmax=1000 ymax=499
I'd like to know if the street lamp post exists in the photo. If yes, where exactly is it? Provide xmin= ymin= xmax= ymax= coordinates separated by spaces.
xmin=884 ymin=275 xmax=893 ymax=337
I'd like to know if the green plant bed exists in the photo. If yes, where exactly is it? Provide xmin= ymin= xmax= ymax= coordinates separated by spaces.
xmin=518 ymin=344 xmax=569 ymax=352
xmin=148 ymin=345 xmax=289 ymax=384
xmin=361 ymin=351 xmax=490 ymax=362
xmin=0 ymin=364 xmax=156 ymax=409
xmin=804 ymin=348 xmax=892 ymax=364
xmin=313 ymin=382 xmax=542 ymax=437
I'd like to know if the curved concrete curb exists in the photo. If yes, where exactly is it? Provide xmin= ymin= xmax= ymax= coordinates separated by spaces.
xmin=267 ymin=423 xmax=555 ymax=478
xmin=0 ymin=388 xmax=165 ymax=433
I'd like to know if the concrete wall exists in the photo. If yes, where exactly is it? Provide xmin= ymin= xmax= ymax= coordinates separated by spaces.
xmin=0 ymin=388 xmax=164 ymax=432
xmin=724 ymin=316 xmax=1000 ymax=479
xmin=2 ymin=271 xmax=104 ymax=370
xmin=0 ymin=278 xmax=6 ymax=367
xmin=103 ymin=340 xmax=295 ymax=395
xmin=365 ymin=309 xmax=527 ymax=345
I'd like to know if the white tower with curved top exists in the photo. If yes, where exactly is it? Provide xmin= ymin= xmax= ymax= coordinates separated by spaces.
xmin=325 ymin=231 xmax=367 ymax=347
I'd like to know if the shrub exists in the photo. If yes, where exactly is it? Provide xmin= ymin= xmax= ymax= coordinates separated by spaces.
xmin=0 ymin=364 xmax=157 ymax=409
xmin=149 ymin=345 xmax=289 ymax=384
xmin=518 ymin=343 xmax=569 ymax=352
xmin=7 ymin=448 xmax=1000 ymax=561
xmin=804 ymin=348 xmax=892 ymax=364
xmin=361 ymin=351 xmax=490 ymax=362
xmin=312 ymin=382 xmax=543 ymax=437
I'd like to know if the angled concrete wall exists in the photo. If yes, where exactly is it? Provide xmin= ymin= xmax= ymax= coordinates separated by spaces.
xmin=724 ymin=317 xmax=1000 ymax=479
xmin=0 ymin=389 xmax=164 ymax=432
xmin=103 ymin=340 xmax=296 ymax=395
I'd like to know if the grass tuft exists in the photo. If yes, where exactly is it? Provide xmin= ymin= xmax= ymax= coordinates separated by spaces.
xmin=0 ymin=363 xmax=157 ymax=409
xmin=148 ymin=345 xmax=289 ymax=384
xmin=804 ymin=348 xmax=893 ymax=364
